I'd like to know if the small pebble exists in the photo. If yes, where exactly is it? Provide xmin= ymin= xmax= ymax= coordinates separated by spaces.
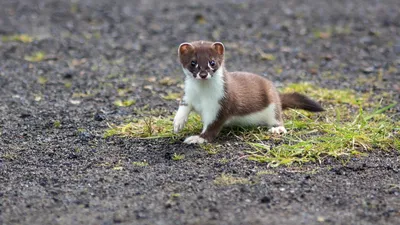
xmin=63 ymin=70 xmax=74 ymax=79
xmin=94 ymin=112 xmax=106 ymax=121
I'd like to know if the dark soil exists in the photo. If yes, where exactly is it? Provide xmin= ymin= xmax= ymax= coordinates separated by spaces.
xmin=1 ymin=0 xmax=399 ymax=224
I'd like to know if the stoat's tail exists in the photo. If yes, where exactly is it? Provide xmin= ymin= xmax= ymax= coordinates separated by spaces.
xmin=280 ymin=93 xmax=324 ymax=112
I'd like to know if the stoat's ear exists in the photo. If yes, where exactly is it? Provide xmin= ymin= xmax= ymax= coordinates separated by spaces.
xmin=212 ymin=42 xmax=225 ymax=55
xmin=178 ymin=42 xmax=194 ymax=56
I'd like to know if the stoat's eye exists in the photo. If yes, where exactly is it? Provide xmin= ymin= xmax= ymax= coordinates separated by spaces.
xmin=209 ymin=60 xmax=216 ymax=67
xmin=191 ymin=61 xmax=197 ymax=67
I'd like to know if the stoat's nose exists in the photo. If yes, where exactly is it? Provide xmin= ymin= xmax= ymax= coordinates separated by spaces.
xmin=199 ymin=71 xmax=208 ymax=79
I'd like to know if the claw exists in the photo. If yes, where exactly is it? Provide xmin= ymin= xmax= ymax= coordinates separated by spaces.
xmin=269 ymin=126 xmax=287 ymax=134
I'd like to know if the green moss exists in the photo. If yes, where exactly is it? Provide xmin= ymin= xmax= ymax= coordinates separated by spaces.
xmin=132 ymin=161 xmax=149 ymax=167
xmin=77 ymin=128 xmax=86 ymax=133
xmin=111 ymin=160 xmax=124 ymax=170
xmin=256 ymin=48 xmax=276 ymax=61
xmin=117 ymin=88 xmax=131 ymax=96
xmin=64 ymin=81 xmax=72 ymax=88
xmin=72 ymin=91 xmax=95 ymax=98
xmin=313 ymin=28 xmax=332 ymax=39
xmin=162 ymin=92 xmax=182 ymax=101
xmin=25 ymin=51 xmax=46 ymax=62
xmin=38 ymin=76 xmax=48 ymax=85
xmin=112 ymin=57 xmax=125 ymax=65
xmin=53 ymin=120 xmax=61 ymax=128
xmin=256 ymin=170 xmax=276 ymax=176
xmin=33 ymin=94 xmax=42 ymax=102
xmin=159 ymin=77 xmax=178 ymax=86
xmin=260 ymin=53 xmax=276 ymax=61
xmin=214 ymin=174 xmax=250 ymax=186
xmin=112 ymin=166 xmax=123 ymax=171
xmin=114 ymin=99 xmax=136 ymax=107
xmin=104 ymin=114 xmax=202 ymax=139
xmin=1 ymin=153 xmax=17 ymax=160
xmin=219 ymin=158 xmax=230 ymax=164
xmin=2 ymin=34 xmax=33 ymax=43
xmin=104 ymin=83 xmax=398 ymax=167
xmin=172 ymin=153 xmax=185 ymax=161
xmin=246 ymin=85 xmax=398 ymax=166
xmin=170 ymin=193 xmax=181 ymax=198
xmin=200 ymin=143 xmax=220 ymax=154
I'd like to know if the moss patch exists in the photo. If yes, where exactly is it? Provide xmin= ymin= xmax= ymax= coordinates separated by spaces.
xmin=25 ymin=51 xmax=46 ymax=62
xmin=37 ymin=76 xmax=48 ymax=85
xmin=245 ymin=83 xmax=399 ymax=166
xmin=105 ymin=114 xmax=202 ymax=139
xmin=114 ymin=99 xmax=136 ymax=107
xmin=172 ymin=153 xmax=185 ymax=161
xmin=2 ymin=34 xmax=33 ymax=43
xmin=214 ymin=174 xmax=250 ymax=186
xmin=104 ymin=83 xmax=399 ymax=167
xmin=162 ymin=92 xmax=182 ymax=101
xmin=132 ymin=161 xmax=149 ymax=167
xmin=200 ymin=143 xmax=221 ymax=155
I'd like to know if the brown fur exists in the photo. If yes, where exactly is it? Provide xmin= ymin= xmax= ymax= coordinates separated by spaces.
xmin=200 ymin=71 xmax=285 ymax=141
xmin=178 ymin=41 xmax=324 ymax=142
xmin=199 ymin=71 xmax=284 ymax=141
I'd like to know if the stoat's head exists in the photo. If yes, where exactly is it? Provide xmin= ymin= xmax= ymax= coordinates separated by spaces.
xmin=178 ymin=41 xmax=224 ymax=80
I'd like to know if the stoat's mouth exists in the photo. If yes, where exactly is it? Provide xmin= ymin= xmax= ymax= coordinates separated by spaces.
xmin=194 ymin=72 xmax=211 ymax=80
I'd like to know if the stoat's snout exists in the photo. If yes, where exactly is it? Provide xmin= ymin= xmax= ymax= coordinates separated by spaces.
xmin=197 ymin=71 xmax=210 ymax=80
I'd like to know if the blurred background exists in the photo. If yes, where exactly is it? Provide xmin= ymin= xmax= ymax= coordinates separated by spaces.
xmin=1 ymin=0 xmax=399 ymax=94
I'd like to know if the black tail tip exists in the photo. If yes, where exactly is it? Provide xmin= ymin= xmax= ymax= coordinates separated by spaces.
xmin=301 ymin=96 xmax=325 ymax=112
xmin=308 ymin=103 xmax=325 ymax=112
xmin=280 ymin=92 xmax=325 ymax=112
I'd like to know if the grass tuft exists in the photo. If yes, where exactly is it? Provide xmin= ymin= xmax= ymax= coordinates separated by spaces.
xmin=53 ymin=120 xmax=61 ymax=128
xmin=245 ymin=84 xmax=399 ymax=166
xmin=200 ymin=143 xmax=220 ymax=154
xmin=104 ymin=83 xmax=399 ymax=167
xmin=172 ymin=153 xmax=185 ymax=161
xmin=104 ymin=114 xmax=202 ymax=139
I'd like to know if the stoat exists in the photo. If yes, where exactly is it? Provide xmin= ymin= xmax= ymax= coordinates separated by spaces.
xmin=173 ymin=41 xmax=324 ymax=144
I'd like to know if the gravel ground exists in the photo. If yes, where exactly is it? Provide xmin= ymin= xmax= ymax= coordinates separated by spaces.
xmin=0 ymin=0 xmax=399 ymax=224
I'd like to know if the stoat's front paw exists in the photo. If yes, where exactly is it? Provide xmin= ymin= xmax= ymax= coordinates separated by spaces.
xmin=183 ymin=135 xmax=207 ymax=144
xmin=269 ymin=126 xmax=287 ymax=134
xmin=173 ymin=116 xmax=187 ymax=133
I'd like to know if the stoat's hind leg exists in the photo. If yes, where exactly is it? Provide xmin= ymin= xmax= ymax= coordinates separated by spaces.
xmin=265 ymin=103 xmax=287 ymax=134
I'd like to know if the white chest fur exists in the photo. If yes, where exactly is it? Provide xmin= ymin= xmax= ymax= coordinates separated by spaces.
xmin=183 ymin=68 xmax=225 ymax=132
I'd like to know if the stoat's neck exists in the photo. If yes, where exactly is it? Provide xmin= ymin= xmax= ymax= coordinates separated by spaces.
xmin=184 ymin=66 xmax=226 ymax=102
